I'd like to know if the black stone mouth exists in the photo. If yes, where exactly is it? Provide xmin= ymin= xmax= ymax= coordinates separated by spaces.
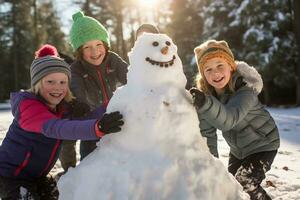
xmin=145 ymin=55 xmax=176 ymax=67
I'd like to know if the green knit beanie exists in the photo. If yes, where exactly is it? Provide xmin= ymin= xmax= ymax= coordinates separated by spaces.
xmin=70 ymin=11 xmax=110 ymax=50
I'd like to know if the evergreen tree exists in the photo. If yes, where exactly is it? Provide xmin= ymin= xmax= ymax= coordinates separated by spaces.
xmin=9 ymin=0 xmax=36 ymax=91
xmin=203 ymin=0 xmax=298 ymax=105
xmin=292 ymin=0 xmax=300 ymax=105
xmin=202 ymin=0 xmax=245 ymax=55
xmin=238 ymin=0 xmax=297 ymax=104
xmin=0 ymin=1 xmax=12 ymax=100
xmin=37 ymin=1 xmax=70 ymax=54
xmin=0 ymin=0 xmax=69 ymax=101
xmin=167 ymin=0 xmax=204 ymax=88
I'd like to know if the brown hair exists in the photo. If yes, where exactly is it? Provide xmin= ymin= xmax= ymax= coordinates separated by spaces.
xmin=135 ymin=23 xmax=159 ymax=39
xmin=74 ymin=42 xmax=109 ymax=62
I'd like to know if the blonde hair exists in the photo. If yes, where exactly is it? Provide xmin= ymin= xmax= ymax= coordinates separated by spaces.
xmin=194 ymin=40 xmax=237 ymax=94
xmin=28 ymin=79 xmax=74 ymax=102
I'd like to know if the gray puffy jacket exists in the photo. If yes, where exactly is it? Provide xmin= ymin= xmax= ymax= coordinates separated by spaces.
xmin=197 ymin=61 xmax=280 ymax=159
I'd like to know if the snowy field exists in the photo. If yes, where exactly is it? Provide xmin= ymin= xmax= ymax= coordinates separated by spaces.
xmin=217 ymin=107 xmax=300 ymax=200
xmin=0 ymin=104 xmax=299 ymax=200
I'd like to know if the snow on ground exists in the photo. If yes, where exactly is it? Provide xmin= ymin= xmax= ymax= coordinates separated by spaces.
xmin=0 ymin=104 xmax=300 ymax=199
xmin=218 ymin=107 xmax=300 ymax=200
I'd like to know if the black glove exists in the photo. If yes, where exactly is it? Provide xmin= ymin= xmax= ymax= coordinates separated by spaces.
xmin=189 ymin=87 xmax=206 ymax=108
xmin=69 ymin=99 xmax=90 ymax=119
xmin=98 ymin=111 xmax=124 ymax=135
xmin=235 ymin=77 xmax=246 ymax=90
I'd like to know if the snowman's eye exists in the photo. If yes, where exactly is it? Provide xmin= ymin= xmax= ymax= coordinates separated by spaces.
xmin=152 ymin=41 xmax=159 ymax=47
xmin=166 ymin=41 xmax=171 ymax=46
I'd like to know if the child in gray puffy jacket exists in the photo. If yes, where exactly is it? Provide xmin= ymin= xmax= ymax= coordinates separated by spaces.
xmin=190 ymin=40 xmax=280 ymax=200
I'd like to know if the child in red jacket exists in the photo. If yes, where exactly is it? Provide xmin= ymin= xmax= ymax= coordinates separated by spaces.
xmin=0 ymin=44 xmax=124 ymax=200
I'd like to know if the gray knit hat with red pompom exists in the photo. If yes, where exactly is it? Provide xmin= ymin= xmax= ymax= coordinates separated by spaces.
xmin=30 ymin=44 xmax=71 ymax=86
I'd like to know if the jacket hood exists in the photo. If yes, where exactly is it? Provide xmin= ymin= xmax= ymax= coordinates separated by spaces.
xmin=10 ymin=91 xmax=37 ymax=117
xmin=234 ymin=61 xmax=263 ymax=94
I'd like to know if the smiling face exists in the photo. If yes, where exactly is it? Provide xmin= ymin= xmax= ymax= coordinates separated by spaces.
xmin=135 ymin=33 xmax=177 ymax=68
xmin=127 ymin=33 xmax=187 ymax=88
xmin=203 ymin=57 xmax=232 ymax=94
xmin=145 ymin=40 xmax=176 ymax=67
xmin=39 ymin=72 xmax=69 ymax=109
xmin=82 ymin=40 xmax=107 ymax=66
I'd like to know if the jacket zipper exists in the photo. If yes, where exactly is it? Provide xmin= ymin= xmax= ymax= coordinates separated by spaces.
xmin=39 ymin=140 xmax=61 ymax=176
xmin=97 ymin=67 xmax=109 ymax=106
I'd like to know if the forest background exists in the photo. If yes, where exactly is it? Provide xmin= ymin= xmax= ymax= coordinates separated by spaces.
xmin=0 ymin=0 xmax=299 ymax=106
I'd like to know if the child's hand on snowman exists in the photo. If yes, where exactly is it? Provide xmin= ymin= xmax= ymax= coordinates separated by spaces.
xmin=97 ymin=111 xmax=124 ymax=135
xmin=189 ymin=87 xmax=206 ymax=108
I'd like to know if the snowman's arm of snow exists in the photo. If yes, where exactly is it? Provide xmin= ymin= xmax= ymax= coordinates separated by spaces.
xmin=198 ymin=88 xmax=257 ymax=131
xmin=198 ymin=116 xmax=219 ymax=158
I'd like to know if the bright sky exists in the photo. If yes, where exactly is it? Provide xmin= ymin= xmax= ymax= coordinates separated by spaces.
xmin=53 ymin=0 xmax=168 ymax=40
xmin=53 ymin=0 xmax=80 ymax=34
xmin=138 ymin=0 xmax=159 ymax=6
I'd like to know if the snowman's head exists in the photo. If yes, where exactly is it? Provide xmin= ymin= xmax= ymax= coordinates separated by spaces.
xmin=127 ymin=33 xmax=186 ymax=87
xmin=130 ymin=33 xmax=177 ymax=66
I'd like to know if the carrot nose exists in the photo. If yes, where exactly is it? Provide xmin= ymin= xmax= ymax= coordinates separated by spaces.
xmin=161 ymin=46 xmax=168 ymax=55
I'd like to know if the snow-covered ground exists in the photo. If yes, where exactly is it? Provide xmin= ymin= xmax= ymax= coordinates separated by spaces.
xmin=217 ymin=107 xmax=300 ymax=200
xmin=0 ymin=105 xmax=299 ymax=199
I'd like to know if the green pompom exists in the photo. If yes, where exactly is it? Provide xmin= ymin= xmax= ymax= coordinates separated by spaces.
xmin=72 ymin=11 xmax=84 ymax=22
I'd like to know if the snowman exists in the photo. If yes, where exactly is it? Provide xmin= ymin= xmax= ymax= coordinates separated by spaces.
xmin=58 ymin=33 xmax=249 ymax=200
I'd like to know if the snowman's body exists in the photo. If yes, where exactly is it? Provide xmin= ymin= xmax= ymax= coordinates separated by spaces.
xmin=58 ymin=33 xmax=248 ymax=200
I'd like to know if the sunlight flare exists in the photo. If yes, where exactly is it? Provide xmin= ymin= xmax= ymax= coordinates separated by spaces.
xmin=138 ymin=0 xmax=158 ymax=7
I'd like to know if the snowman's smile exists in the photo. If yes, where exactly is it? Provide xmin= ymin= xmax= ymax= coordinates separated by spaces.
xmin=145 ymin=55 xmax=176 ymax=67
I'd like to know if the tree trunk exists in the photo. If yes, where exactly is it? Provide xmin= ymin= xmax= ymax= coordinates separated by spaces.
xmin=263 ymin=80 xmax=272 ymax=106
xmin=128 ymin=9 xmax=136 ymax=47
xmin=83 ymin=0 xmax=92 ymax=16
xmin=293 ymin=0 xmax=300 ymax=105
xmin=33 ymin=0 xmax=38 ymax=49
xmin=114 ymin=1 xmax=127 ymax=59
xmin=119 ymin=14 xmax=127 ymax=60
xmin=12 ymin=2 xmax=19 ymax=91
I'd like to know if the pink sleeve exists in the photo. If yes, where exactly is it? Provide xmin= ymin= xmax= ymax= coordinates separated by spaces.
xmin=19 ymin=99 xmax=59 ymax=133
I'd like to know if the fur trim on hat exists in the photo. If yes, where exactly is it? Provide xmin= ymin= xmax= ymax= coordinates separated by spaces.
xmin=236 ymin=61 xmax=263 ymax=94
